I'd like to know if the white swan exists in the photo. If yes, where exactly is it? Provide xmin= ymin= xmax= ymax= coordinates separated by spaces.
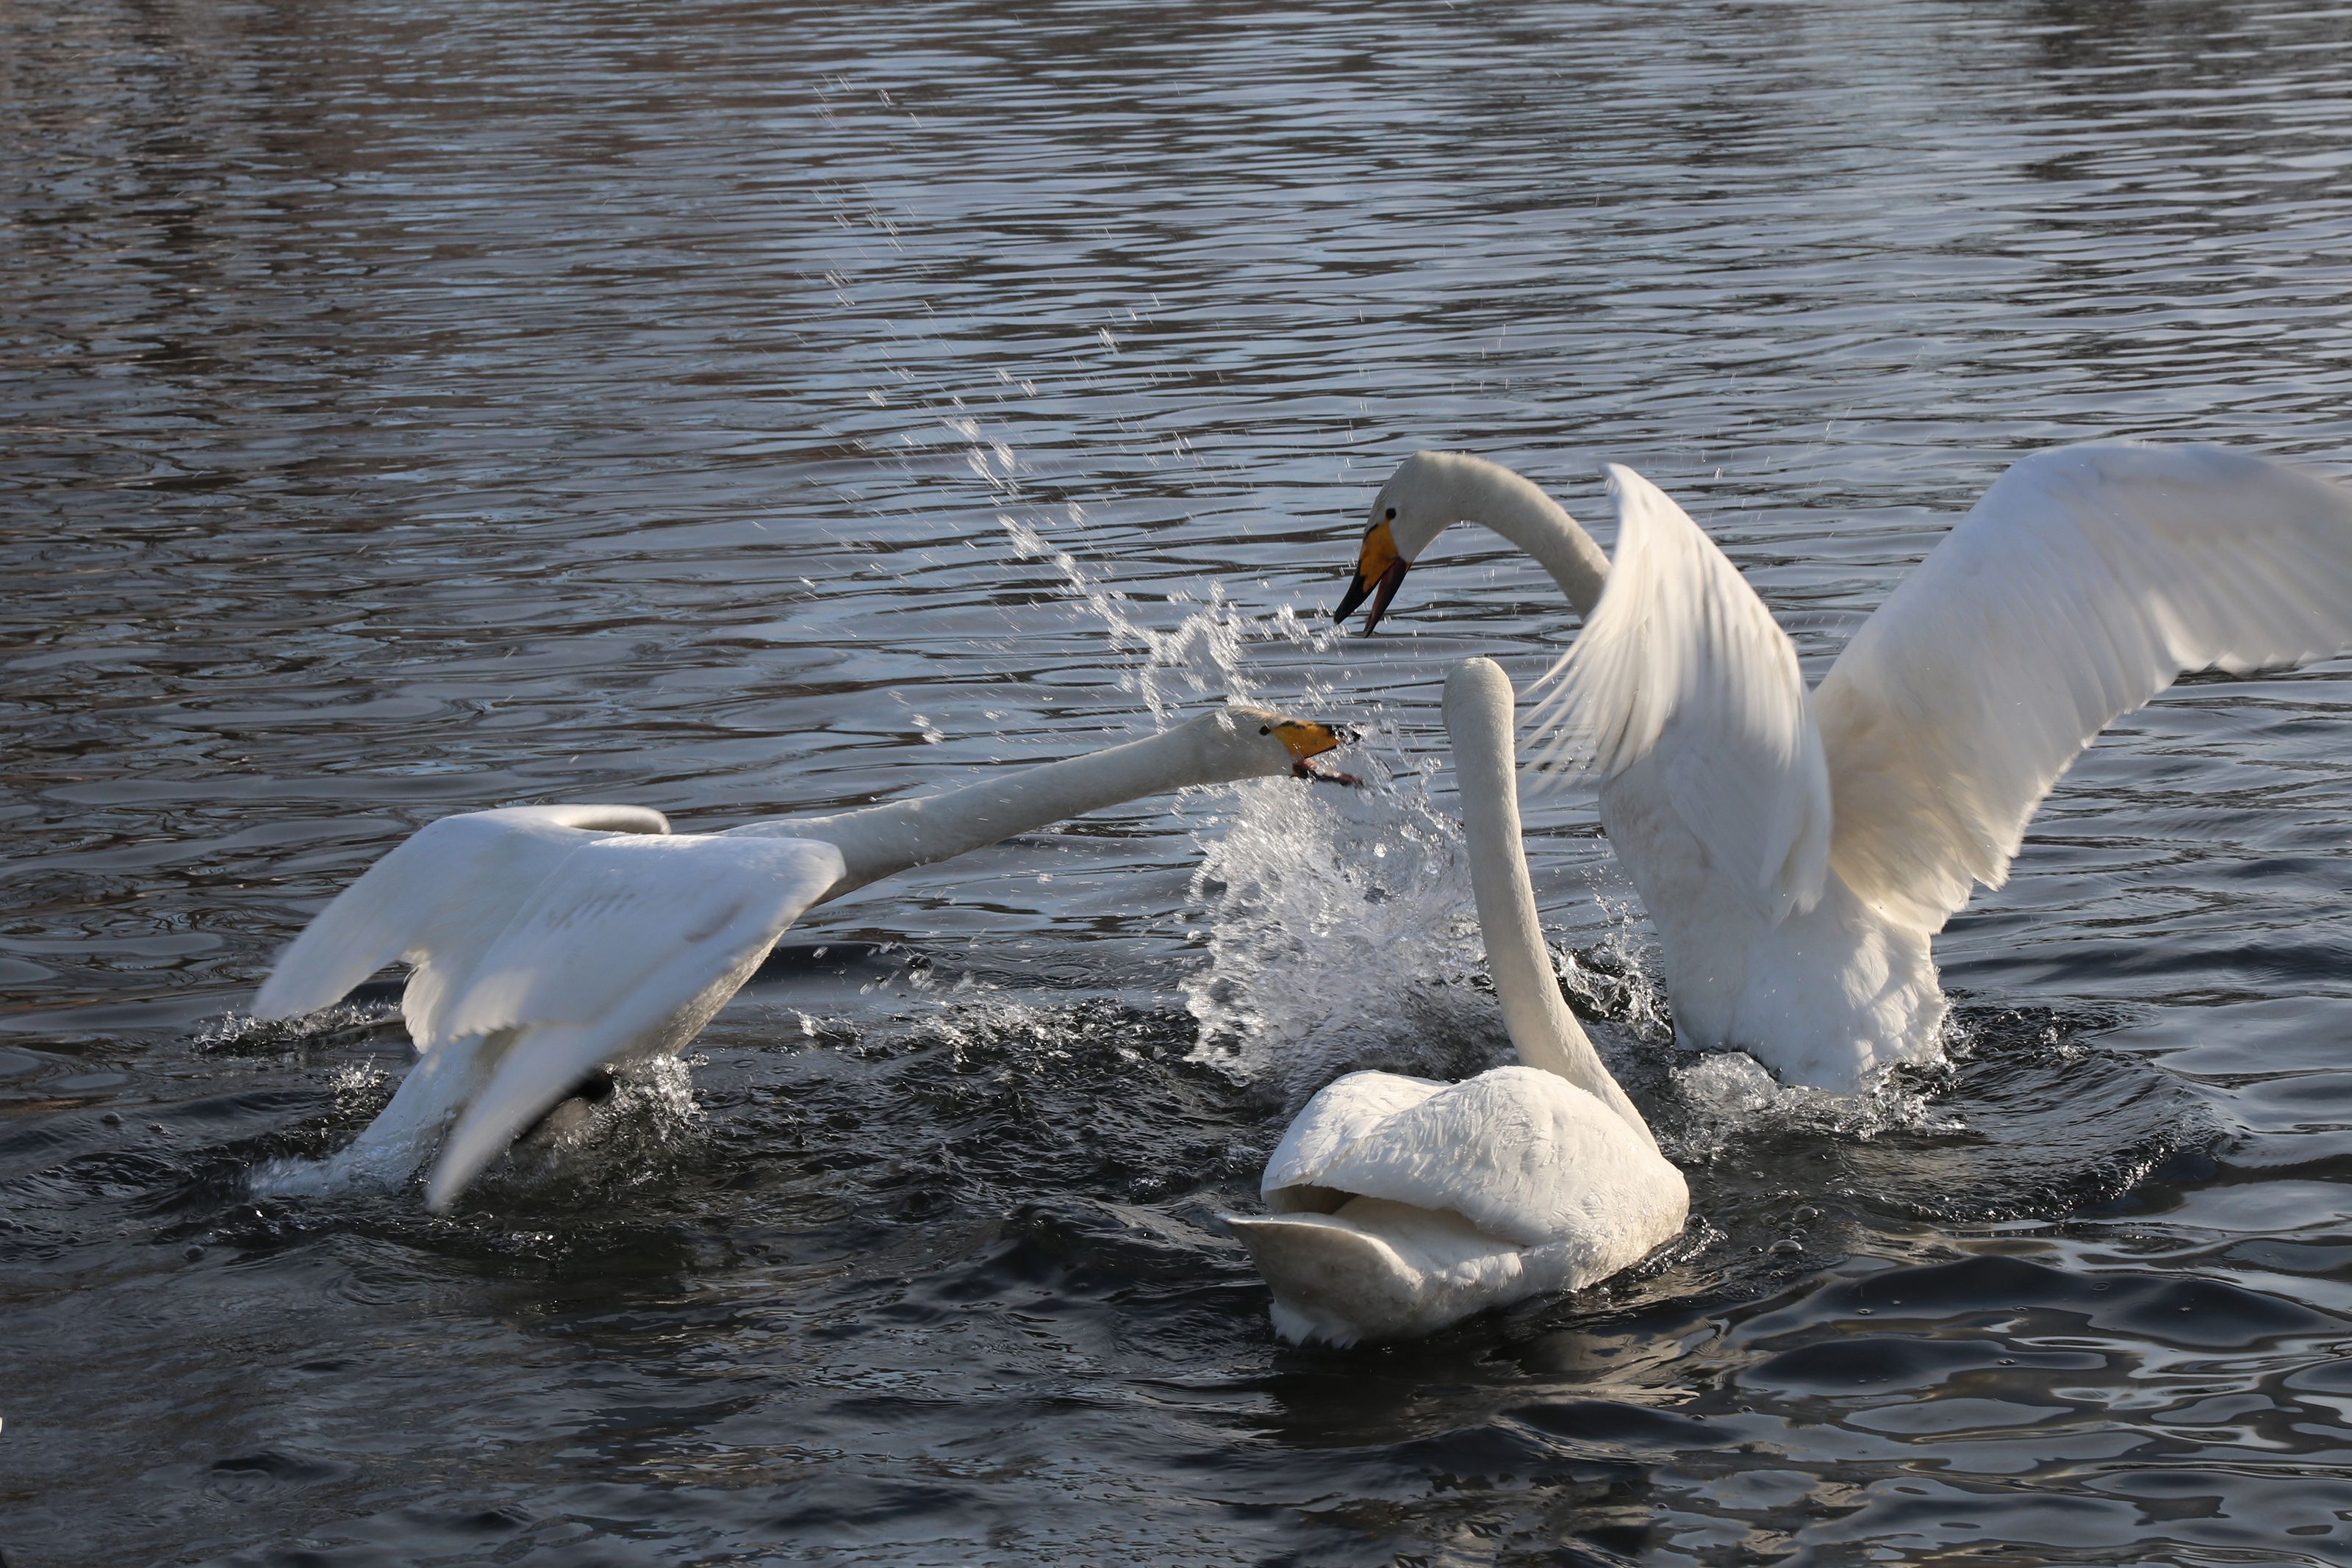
xmin=1334 ymin=444 xmax=2352 ymax=1090
xmin=1227 ymin=658 xmax=1688 ymax=1346
xmin=254 ymin=705 xmax=1355 ymax=1210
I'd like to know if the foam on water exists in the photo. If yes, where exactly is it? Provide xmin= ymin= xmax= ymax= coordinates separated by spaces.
xmin=250 ymin=1045 xmax=708 ymax=1205
xmin=1665 ymin=1047 xmax=1960 ymax=1162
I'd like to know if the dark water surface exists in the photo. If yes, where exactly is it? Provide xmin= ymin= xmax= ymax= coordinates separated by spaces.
xmin=10 ymin=1 xmax=2352 ymax=1562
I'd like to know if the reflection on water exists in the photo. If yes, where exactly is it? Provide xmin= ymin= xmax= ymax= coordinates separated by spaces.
xmin=7 ymin=0 xmax=2352 ymax=1561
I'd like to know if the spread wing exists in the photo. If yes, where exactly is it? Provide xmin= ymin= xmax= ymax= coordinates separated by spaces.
xmin=423 ymin=832 xmax=845 ymax=1210
xmin=251 ymin=804 xmax=672 ymax=1046
xmin=1524 ymin=463 xmax=1831 ymax=922
xmin=1818 ymin=442 xmax=2352 ymax=933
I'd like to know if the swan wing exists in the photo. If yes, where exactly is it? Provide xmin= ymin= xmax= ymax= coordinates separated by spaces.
xmin=251 ymin=804 xmax=671 ymax=1044
xmin=1263 ymin=1071 xmax=1447 ymax=1198
xmin=423 ymin=832 xmax=845 ymax=1209
xmin=1526 ymin=464 xmax=1831 ymax=921
xmin=1818 ymin=442 xmax=2352 ymax=932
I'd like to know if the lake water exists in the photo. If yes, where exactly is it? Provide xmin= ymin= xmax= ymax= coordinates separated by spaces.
xmin=9 ymin=1 xmax=2352 ymax=1562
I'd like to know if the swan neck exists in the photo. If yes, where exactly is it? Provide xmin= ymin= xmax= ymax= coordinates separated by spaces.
xmin=757 ymin=722 xmax=1269 ymax=897
xmin=1441 ymin=458 xmax=1609 ymax=617
xmin=1444 ymin=661 xmax=1657 ymax=1148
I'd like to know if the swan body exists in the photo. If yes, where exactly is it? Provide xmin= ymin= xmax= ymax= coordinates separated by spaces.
xmin=1338 ymin=443 xmax=2352 ymax=1089
xmin=1227 ymin=659 xmax=1688 ymax=1345
xmin=254 ymin=706 xmax=1352 ymax=1209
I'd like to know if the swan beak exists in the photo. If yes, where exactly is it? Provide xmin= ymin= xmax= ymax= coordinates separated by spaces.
xmin=1333 ymin=521 xmax=1410 ymax=634
xmin=1272 ymin=719 xmax=1362 ymax=786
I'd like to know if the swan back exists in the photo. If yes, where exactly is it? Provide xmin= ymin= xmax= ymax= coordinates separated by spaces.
xmin=1241 ymin=1063 xmax=1688 ymax=1345
xmin=253 ymin=804 xmax=671 ymax=1043
xmin=1263 ymin=1066 xmax=1679 ymax=1247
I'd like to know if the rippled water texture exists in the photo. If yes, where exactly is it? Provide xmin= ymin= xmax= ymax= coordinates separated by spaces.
xmin=10 ymin=1 xmax=2352 ymax=1562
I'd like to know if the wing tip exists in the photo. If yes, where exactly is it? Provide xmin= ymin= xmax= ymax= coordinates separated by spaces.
xmin=424 ymin=1104 xmax=517 ymax=1213
xmin=250 ymin=965 xmax=340 ymax=1024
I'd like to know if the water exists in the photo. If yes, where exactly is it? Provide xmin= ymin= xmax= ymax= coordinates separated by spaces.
xmin=8 ymin=0 xmax=2352 ymax=1561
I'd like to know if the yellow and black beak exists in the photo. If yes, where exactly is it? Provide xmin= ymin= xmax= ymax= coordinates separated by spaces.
xmin=1266 ymin=718 xmax=1363 ymax=786
xmin=1333 ymin=519 xmax=1410 ymax=634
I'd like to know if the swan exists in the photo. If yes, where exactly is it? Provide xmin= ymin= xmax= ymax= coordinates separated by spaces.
xmin=1333 ymin=443 xmax=2352 ymax=1090
xmin=1226 ymin=658 xmax=1688 ymax=1346
xmin=252 ymin=705 xmax=1356 ymax=1210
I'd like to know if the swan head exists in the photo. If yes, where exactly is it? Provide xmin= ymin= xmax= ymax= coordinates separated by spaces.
xmin=1333 ymin=452 xmax=1467 ymax=633
xmin=1203 ymin=705 xmax=1360 ymax=785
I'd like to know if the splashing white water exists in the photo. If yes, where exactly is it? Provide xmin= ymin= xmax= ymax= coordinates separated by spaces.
xmin=486 ymin=1054 xmax=707 ymax=1202
xmin=1666 ymin=1048 xmax=1959 ymax=1160
xmin=252 ymin=1050 xmax=706 ymax=1203
xmin=1180 ymin=757 xmax=1514 ymax=1105
xmin=1552 ymin=891 xmax=1672 ymax=1041
xmin=998 ymin=503 xmax=1329 ymax=720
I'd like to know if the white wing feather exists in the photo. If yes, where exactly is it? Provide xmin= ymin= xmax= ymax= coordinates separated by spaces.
xmin=423 ymin=833 xmax=845 ymax=1210
xmin=251 ymin=804 xmax=671 ymax=1044
xmin=1818 ymin=442 xmax=2352 ymax=933
xmin=1526 ymin=464 xmax=1831 ymax=921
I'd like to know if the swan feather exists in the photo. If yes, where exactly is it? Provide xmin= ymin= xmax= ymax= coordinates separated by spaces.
xmin=1818 ymin=441 xmax=2352 ymax=932
xmin=1526 ymin=464 xmax=1831 ymax=923
xmin=251 ymin=804 xmax=671 ymax=1045
xmin=1263 ymin=1066 xmax=1683 ymax=1249
xmin=425 ymin=832 xmax=844 ymax=1208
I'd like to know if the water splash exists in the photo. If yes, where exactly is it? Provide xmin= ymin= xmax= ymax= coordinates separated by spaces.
xmin=998 ymin=503 xmax=1328 ymax=720
xmin=481 ymin=1054 xmax=707 ymax=1206
xmin=251 ymin=1048 xmax=708 ymax=1205
xmin=1180 ymin=757 xmax=1504 ymax=1105
xmin=1666 ymin=1048 xmax=1959 ymax=1162
xmin=1554 ymin=894 xmax=1672 ymax=1041
xmin=194 ymin=1002 xmax=404 ymax=1058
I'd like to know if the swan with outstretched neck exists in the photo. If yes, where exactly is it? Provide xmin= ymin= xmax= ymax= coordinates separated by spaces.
xmin=1333 ymin=444 xmax=2352 ymax=1090
xmin=254 ymin=705 xmax=1355 ymax=1210
xmin=1227 ymin=658 xmax=1688 ymax=1346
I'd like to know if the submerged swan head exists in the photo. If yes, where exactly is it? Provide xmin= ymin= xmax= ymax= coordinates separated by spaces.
xmin=1226 ymin=659 xmax=1688 ymax=1345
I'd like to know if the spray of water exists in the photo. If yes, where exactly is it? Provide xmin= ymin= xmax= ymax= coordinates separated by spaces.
xmin=1550 ymin=888 xmax=1673 ymax=1041
xmin=1665 ymin=1046 xmax=1960 ymax=1162
xmin=995 ymin=501 xmax=1329 ymax=720
xmin=1180 ymin=751 xmax=1521 ymax=1106
xmin=251 ymin=1048 xmax=707 ymax=1204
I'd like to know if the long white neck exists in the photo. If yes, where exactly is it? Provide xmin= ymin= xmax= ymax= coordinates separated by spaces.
xmin=1420 ymin=453 xmax=1609 ymax=616
xmin=733 ymin=716 xmax=1286 ymax=899
xmin=1444 ymin=658 xmax=1656 ymax=1148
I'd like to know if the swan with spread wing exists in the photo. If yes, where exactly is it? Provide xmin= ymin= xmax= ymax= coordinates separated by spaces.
xmin=254 ymin=706 xmax=1355 ymax=1209
xmin=1333 ymin=443 xmax=2352 ymax=1090
xmin=1228 ymin=658 xmax=1687 ymax=1345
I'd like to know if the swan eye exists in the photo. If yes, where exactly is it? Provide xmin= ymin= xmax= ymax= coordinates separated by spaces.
xmin=1260 ymin=724 xmax=1271 ymax=734
xmin=1385 ymin=507 xmax=1396 ymax=521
